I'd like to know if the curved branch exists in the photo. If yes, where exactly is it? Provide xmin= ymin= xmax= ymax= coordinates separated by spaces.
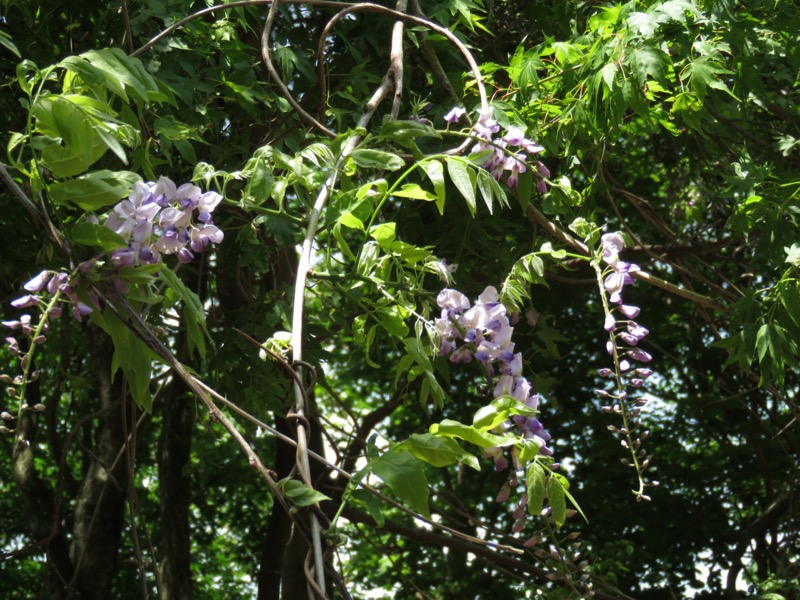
xmin=131 ymin=0 xmax=358 ymax=58
xmin=316 ymin=3 xmax=487 ymax=116
xmin=261 ymin=0 xmax=337 ymax=138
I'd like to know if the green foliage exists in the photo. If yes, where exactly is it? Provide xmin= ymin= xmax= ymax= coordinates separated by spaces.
xmin=1 ymin=0 xmax=799 ymax=598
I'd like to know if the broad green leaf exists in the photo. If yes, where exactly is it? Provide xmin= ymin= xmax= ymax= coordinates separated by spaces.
xmin=70 ymin=222 xmax=127 ymax=251
xmin=49 ymin=170 xmax=141 ymax=210
xmin=473 ymin=396 xmax=537 ymax=430
xmin=278 ymin=478 xmax=331 ymax=507
xmin=547 ymin=474 xmax=567 ymax=527
xmin=101 ymin=309 xmax=153 ymax=411
xmin=351 ymin=149 xmax=405 ymax=171
xmin=0 ymin=29 xmax=21 ymax=58
xmin=421 ymin=159 xmax=446 ymax=214
xmin=431 ymin=419 xmax=516 ymax=449
xmin=446 ymin=158 xmax=477 ymax=216
xmin=519 ymin=438 xmax=543 ymax=463
xmin=477 ymin=169 xmax=496 ymax=214
xmin=399 ymin=433 xmax=480 ymax=470
xmin=369 ymin=222 xmax=396 ymax=249
xmin=338 ymin=211 xmax=365 ymax=230
xmin=402 ymin=337 xmax=433 ymax=372
xmin=158 ymin=267 xmax=210 ymax=360
xmin=526 ymin=462 xmax=546 ymax=516
xmin=34 ymin=95 xmax=108 ymax=176
xmin=378 ymin=119 xmax=441 ymax=141
xmin=393 ymin=183 xmax=436 ymax=201
xmin=371 ymin=448 xmax=430 ymax=518
xmin=351 ymin=488 xmax=385 ymax=527
xmin=375 ymin=306 xmax=409 ymax=338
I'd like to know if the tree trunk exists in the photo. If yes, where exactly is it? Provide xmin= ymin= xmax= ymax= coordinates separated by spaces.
xmin=67 ymin=328 xmax=128 ymax=599
xmin=157 ymin=379 xmax=194 ymax=600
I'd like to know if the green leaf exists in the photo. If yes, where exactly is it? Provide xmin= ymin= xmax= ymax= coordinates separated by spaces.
xmin=375 ymin=306 xmax=409 ymax=338
xmin=158 ymin=267 xmax=210 ymax=360
xmin=393 ymin=183 xmax=436 ymax=201
xmin=547 ymin=474 xmax=567 ymax=527
xmin=278 ymin=478 xmax=331 ymax=507
xmin=369 ymin=222 xmax=396 ymax=249
xmin=49 ymin=170 xmax=141 ymax=210
xmin=371 ymin=449 xmax=430 ymax=518
xmin=0 ymin=29 xmax=21 ymax=58
xmin=421 ymin=159 xmax=446 ymax=214
xmin=351 ymin=489 xmax=385 ymax=527
xmin=378 ymin=119 xmax=441 ymax=141
xmin=70 ymin=222 xmax=127 ymax=251
xmin=473 ymin=396 xmax=537 ymax=430
xmin=446 ymin=158 xmax=477 ymax=216
xmin=338 ymin=211 xmax=365 ymax=230
xmin=398 ymin=433 xmax=480 ymax=470
xmin=477 ymin=169 xmax=496 ymax=214
xmin=100 ymin=309 xmax=153 ymax=411
xmin=431 ymin=419 xmax=516 ymax=449
xmin=351 ymin=149 xmax=405 ymax=171
xmin=685 ymin=56 xmax=736 ymax=100
xmin=526 ymin=462 xmax=546 ymax=516
xmin=402 ymin=337 xmax=433 ymax=372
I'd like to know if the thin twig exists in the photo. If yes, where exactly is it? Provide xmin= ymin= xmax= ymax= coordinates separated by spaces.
xmin=525 ymin=204 xmax=728 ymax=312
xmin=316 ymin=3 xmax=487 ymax=115
xmin=131 ymin=1 xmax=359 ymax=58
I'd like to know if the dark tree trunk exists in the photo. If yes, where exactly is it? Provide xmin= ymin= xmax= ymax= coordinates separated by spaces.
xmin=12 ymin=379 xmax=74 ymax=597
xmin=257 ymin=416 xmax=295 ymax=600
xmin=157 ymin=379 xmax=194 ymax=600
xmin=67 ymin=328 xmax=128 ymax=599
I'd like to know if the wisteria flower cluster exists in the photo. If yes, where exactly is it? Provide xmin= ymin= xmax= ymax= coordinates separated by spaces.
xmin=105 ymin=177 xmax=224 ymax=268
xmin=596 ymin=233 xmax=656 ymax=500
xmin=443 ymin=106 xmax=550 ymax=191
xmin=3 ymin=178 xmax=225 ymax=424
xmin=435 ymin=286 xmax=553 ymax=465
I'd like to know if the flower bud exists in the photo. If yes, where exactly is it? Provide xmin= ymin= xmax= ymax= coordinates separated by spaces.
xmin=23 ymin=271 xmax=50 ymax=293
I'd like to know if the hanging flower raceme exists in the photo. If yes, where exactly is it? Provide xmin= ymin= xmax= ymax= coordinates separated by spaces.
xmin=444 ymin=107 xmax=550 ymax=192
xmin=435 ymin=286 xmax=553 ymax=467
xmin=595 ymin=233 xmax=656 ymax=501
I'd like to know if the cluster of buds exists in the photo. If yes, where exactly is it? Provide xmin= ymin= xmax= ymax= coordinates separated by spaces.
xmin=596 ymin=233 xmax=656 ymax=500
xmin=104 ymin=176 xmax=224 ymax=267
xmin=443 ymin=106 xmax=550 ymax=190
xmin=435 ymin=286 xmax=553 ymax=465
xmin=2 ymin=272 xmax=68 ymax=431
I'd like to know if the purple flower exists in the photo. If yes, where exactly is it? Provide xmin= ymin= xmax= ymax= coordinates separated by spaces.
xmin=627 ymin=322 xmax=649 ymax=340
xmin=24 ymin=271 xmax=50 ymax=293
xmin=71 ymin=302 xmax=92 ymax=322
xmin=627 ymin=349 xmax=653 ymax=363
xmin=601 ymin=233 xmax=624 ymax=266
xmin=443 ymin=106 xmax=466 ymax=124
xmin=503 ymin=127 xmax=526 ymax=146
xmin=620 ymin=304 xmax=640 ymax=319
xmin=197 ymin=191 xmax=223 ymax=223
xmin=504 ymin=154 xmax=527 ymax=188
xmin=11 ymin=295 xmax=38 ymax=309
